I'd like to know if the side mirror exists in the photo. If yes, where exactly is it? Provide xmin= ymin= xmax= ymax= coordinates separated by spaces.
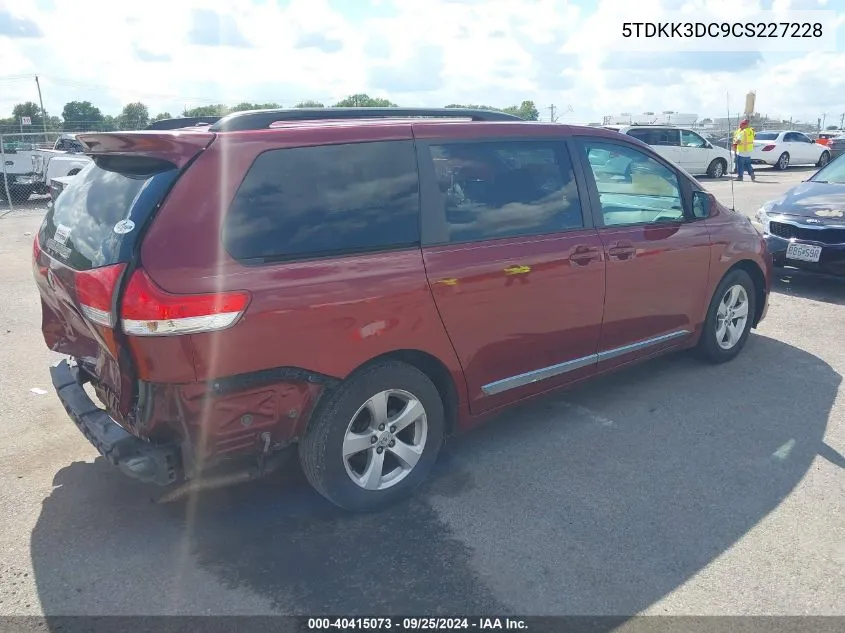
xmin=692 ymin=190 xmax=715 ymax=219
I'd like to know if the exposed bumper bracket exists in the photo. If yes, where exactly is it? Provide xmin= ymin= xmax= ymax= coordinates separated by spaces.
xmin=50 ymin=359 xmax=182 ymax=486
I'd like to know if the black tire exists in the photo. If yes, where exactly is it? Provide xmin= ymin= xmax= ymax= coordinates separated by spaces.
xmin=706 ymin=158 xmax=726 ymax=178
xmin=817 ymin=151 xmax=830 ymax=167
xmin=774 ymin=152 xmax=790 ymax=170
xmin=299 ymin=360 xmax=445 ymax=512
xmin=696 ymin=269 xmax=757 ymax=364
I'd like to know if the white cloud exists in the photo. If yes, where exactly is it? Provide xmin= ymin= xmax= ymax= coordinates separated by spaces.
xmin=0 ymin=0 xmax=842 ymax=124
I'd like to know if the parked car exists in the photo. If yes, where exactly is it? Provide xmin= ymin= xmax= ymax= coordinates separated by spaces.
xmin=603 ymin=125 xmax=732 ymax=178
xmin=753 ymin=153 xmax=845 ymax=276
xmin=33 ymin=108 xmax=771 ymax=511
xmin=816 ymin=131 xmax=843 ymax=147
xmin=1 ymin=134 xmax=91 ymax=202
xmin=750 ymin=130 xmax=831 ymax=170
xmin=827 ymin=135 xmax=845 ymax=161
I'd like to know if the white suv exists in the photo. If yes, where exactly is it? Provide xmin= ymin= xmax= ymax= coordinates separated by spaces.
xmin=604 ymin=125 xmax=732 ymax=178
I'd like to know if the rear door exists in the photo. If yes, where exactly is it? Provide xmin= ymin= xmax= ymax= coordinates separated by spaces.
xmin=574 ymin=135 xmax=712 ymax=371
xmin=33 ymin=133 xmax=212 ymax=420
xmin=416 ymin=134 xmax=606 ymax=413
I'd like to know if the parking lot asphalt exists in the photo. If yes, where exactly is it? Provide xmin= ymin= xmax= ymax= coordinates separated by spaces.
xmin=0 ymin=166 xmax=843 ymax=621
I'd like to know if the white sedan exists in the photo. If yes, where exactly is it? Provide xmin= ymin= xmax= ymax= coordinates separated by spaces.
xmin=749 ymin=130 xmax=832 ymax=170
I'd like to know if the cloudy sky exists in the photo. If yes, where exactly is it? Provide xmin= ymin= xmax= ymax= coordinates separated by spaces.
xmin=1 ymin=0 xmax=844 ymax=124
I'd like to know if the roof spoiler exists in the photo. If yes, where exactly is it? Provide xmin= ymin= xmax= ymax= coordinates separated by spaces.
xmin=76 ymin=132 xmax=215 ymax=168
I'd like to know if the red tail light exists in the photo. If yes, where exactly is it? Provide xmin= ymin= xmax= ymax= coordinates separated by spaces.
xmin=75 ymin=264 xmax=127 ymax=327
xmin=120 ymin=268 xmax=250 ymax=336
xmin=761 ymin=145 xmax=776 ymax=151
xmin=32 ymin=235 xmax=48 ymax=278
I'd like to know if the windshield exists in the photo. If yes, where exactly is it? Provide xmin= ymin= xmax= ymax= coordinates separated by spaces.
xmin=811 ymin=154 xmax=845 ymax=184
xmin=755 ymin=132 xmax=780 ymax=140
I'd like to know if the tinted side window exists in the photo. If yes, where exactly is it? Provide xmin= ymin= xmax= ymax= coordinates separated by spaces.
xmin=581 ymin=140 xmax=684 ymax=226
xmin=223 ymin=141 xmax=420 ymax=261
xmin=784 ymin=132 xmax=800 ymax=142
xmin=427 ymin=141 xmax=584 ymax=243
xmin=627 ymin=128 xmax=679 ymax=146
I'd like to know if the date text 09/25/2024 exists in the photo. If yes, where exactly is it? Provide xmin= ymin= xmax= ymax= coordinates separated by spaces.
xmin=307 ymin=618 xmax=528 ymax=631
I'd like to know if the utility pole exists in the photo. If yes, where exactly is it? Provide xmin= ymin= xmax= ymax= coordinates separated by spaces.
xmin=34 ymin=75 xmax=49 ymax=144
xmin=840 ymin=113 xmax=844 ymax=130
xmin=821 ymin=113 xmax=826 ymax=130
xmin=548 ymin=104 xmax=559 ymax=123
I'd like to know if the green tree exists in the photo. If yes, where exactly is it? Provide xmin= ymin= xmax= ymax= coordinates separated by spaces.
xmin=502 ymin=100 xmax=539 ymax=121
xmin=100 ymin=115 xmax=119 ymax=132
xmin=12 ymin=101 xmax=44 ymax=127
xmin=183 ymin=104 xmax=230 ymax=117
xmin=295 ymin=100 xmax=325 ymax=108
xmin=152 ymin=112 xmax=172 ymax=122
xmin=62 ymin=101 xmax=104 ymax=132
xmin=117 ymin=102 xmax=150 ymax=130
xmin=230 ymin=102 xmax=281 ymax=112
xmin=333 ymin=94 xmax=397 ymax=107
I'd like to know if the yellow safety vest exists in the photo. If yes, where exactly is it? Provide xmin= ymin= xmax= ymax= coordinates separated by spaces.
xmin=734 ymin=127 xmax=755 ymax=153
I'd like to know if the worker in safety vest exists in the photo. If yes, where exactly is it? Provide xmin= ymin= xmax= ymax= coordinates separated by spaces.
xmin=732 ymin=119 xmax=756 ymax=181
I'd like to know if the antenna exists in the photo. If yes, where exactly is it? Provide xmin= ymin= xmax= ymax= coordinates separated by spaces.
xmin=727 ymin=92 xmax=736 ymax=212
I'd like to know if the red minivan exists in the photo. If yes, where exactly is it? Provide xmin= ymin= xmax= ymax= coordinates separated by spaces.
xmin=33 ymin=108 xmax=771 ymax=511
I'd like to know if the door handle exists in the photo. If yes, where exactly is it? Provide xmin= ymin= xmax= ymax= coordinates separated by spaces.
xmin=569 ymin=245 xmax=601 ymax=266
xmin=607 ymin=241 xmax=636 ymax=260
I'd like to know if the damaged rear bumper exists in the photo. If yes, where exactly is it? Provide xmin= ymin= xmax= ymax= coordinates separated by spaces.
xmin=50 ymin=359 xmax=182 ymax=486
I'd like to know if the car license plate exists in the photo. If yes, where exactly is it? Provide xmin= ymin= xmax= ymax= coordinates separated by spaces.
xmin=786 ymin=242 xmax=822 ymax=262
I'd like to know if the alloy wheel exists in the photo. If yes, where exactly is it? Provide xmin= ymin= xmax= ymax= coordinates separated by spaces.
xmin=778 ymin=154 xmax=789 ymax=170
xmin=716 ymin=284 xmax=749 ymax=350
xmin=342 ymin=389 xmax=428 ymax=491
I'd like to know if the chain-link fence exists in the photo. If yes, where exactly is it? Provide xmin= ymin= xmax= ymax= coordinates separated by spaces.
xmin=0 ymin=130 xmax=92 ymax=211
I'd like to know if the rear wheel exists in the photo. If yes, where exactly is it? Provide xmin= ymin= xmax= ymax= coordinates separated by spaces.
xmin=817 ymin=151 xmax=830 ymax=167
xmin=706 ymin=158 xmax=726 ymax=178
xmin=775 ymin=152 xmax=790 ymax=170
xmin=696 ymin=269 xmax=756 ymax=364
xmin=299 ymin=360 xmax=445 ymax=511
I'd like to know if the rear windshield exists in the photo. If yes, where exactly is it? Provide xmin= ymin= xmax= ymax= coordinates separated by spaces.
xmin=755 ymin=132 xmax=779 ymax=140
xmin=38 ymin=157 xmax=178 ymax=271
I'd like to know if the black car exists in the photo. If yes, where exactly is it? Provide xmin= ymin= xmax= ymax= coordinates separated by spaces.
xmin=753 ymin=153 xmax=845 ymax=276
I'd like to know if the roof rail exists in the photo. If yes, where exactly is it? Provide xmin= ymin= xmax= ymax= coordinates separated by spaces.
xmin=145 ymin=116 xmax=222 ymax=131
xmin=209 ymin=107 xmax=523 ymax=132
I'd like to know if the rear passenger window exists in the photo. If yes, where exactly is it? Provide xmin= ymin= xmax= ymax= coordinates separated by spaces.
xmin=626 ymin=128 xmax=680 ymax=146
xmin=223 ymin=140 xmax=420 ymax=262
xmin=427 ymin=141 xmax=583 ymax=243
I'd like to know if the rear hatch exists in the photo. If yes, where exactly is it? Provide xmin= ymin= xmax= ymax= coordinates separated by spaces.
xmin=33 ymin=132 xmax=213 ymax=424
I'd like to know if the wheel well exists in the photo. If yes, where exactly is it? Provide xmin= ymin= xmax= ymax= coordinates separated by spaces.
xmin=727 ymin=260 xmax=766 ymax=326
xmin=362 ymin=350 xmax=460 ymax=437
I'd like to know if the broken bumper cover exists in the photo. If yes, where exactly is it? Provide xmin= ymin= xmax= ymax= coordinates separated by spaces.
xmin=50 ymin=359 xmax=181 ymax=486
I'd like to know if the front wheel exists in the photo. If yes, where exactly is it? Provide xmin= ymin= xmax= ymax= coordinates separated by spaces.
xmin=299 ymin=360 xmax=445 ymax=511
xmin=817 ymin=151 xmax=831 ymax=167
xmin=696 ymin=269 xmax=757 ymax=364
